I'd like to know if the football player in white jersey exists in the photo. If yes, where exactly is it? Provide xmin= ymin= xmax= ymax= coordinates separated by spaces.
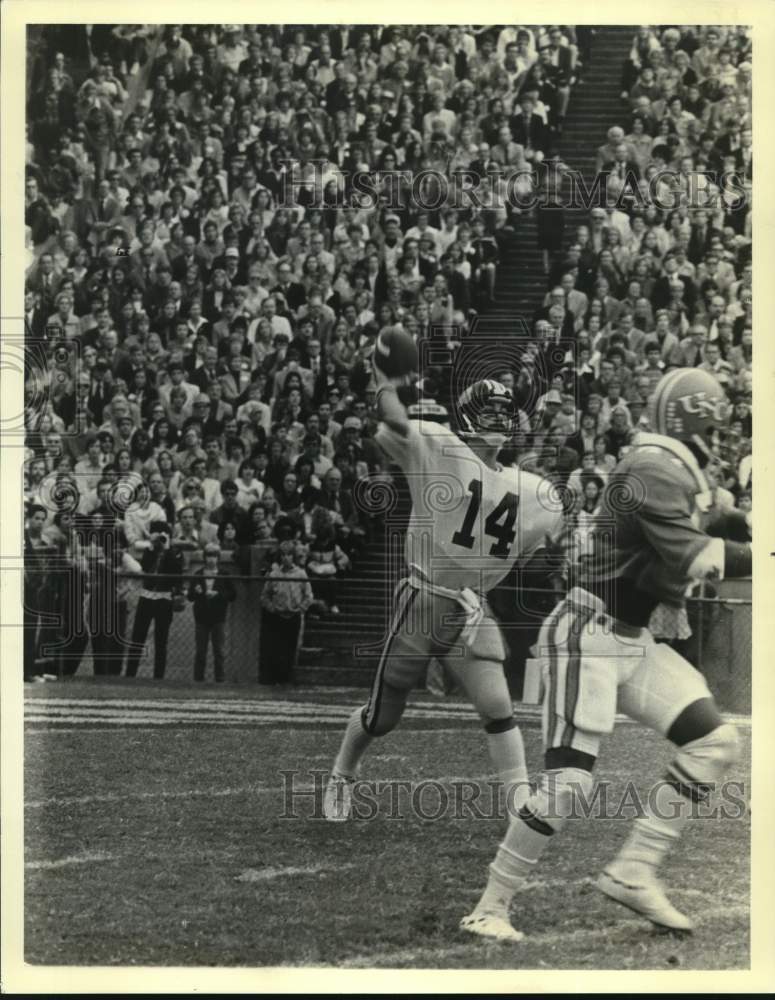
xmin=323 ymin=371 xmax=564 ymax=825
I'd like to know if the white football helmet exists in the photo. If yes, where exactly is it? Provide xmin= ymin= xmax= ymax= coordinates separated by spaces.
xmin=457 ymin=379 xmax=517 ymax=448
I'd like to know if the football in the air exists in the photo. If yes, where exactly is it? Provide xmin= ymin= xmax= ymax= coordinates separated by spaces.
xmin=373 ymin=324 xmax=419 ymax=378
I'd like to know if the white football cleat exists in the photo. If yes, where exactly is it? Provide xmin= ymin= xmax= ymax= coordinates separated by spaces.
xmin=460 ymin=911 xmax=525 ymax=943
xmin=323 ymin=771 xmax=355 ymax=822
xmin=597 ymin=868 xmax=693 ymax=931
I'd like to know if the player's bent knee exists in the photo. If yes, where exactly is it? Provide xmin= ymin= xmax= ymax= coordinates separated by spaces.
xmin=459 ymin=658 xmax=511 ymax=724
xmin=667 ymin=696 xmax=723 ymax=745
xmin=667 ymin=722 xmax=740 ymax=797
xmin=520 ymin=767 xmax=596 ymax=835
xmin=474 ymin=693 xmax=514 ymax=725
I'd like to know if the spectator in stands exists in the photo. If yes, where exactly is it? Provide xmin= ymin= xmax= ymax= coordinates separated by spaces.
xmin=305 ymin=516 xmax=351 ymax=615
xmin=124 ymin=480 xmax=166 ymax=557
xmin=22 ymin=23 xmax=752 ymax=681
xmin=210 ymin=478 xmax=249 ymax=535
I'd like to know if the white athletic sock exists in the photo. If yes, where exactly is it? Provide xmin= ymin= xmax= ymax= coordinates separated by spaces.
xmin=609 ymin=782 xmax=692 ymax=882
xmin=486 ymin=726 xmax=530 ymax=814
xmin=333 ymin=706 xmax=373 ymax=778
xmin=610 ymin=724 xmax=739 ymax=882
xmin=473 ymin=799 xmax=555 ymax=917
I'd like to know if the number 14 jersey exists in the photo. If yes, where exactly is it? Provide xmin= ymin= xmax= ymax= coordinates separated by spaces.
xmin=376 ymin=420 xmax=564 ymax=593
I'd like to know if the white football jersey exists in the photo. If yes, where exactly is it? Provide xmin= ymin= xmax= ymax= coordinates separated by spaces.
xmin=376 ymin=420 xmax=563 ymax=592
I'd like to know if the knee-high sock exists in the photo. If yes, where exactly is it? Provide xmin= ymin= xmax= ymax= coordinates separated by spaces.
xmin=609 ymin=724 xmax=740 ymax=881
xmin=476 ymin=807 xmax=555 ymax=915
xmin=485 ymin=722 xmax=530 ymax=814
xmin=333 ymin=707 xmax=373 ymax=778
xmin=608 ymin=783 xmax=691 ymax=881
xmin=473 ymin=767 xmax=594 ymax=917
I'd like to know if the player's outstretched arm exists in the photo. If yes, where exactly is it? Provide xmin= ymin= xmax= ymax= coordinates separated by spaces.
xmin=687 ymin=535 xmax=752 ymax=581
xmin=375 ymin=371 xmax=412 ymax=439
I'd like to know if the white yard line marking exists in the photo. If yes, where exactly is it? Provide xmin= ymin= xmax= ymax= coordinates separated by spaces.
xmin=24 ymin=705 xmax=487 ymax=725
xmin=25 ymin=728 xmax=141 ymax=734
xmin=22 ymin=696 xmax=512 ymax=717
xmin=24 ymin=699 xmax=483 ymax=720
xmin=25 ymin=783 xmax=267 ymax=810
xmin=24 ymin=723 xmax=476 ymax=736
xmin=25 ymin=774 xmax=494 ymax=810
xmin=22 ymin=698 xmax=498 ymax=719
xmin=26 ymin=697 xmax=360 ymax=712
xmin=24 ymin=693 xmax=751 ymax=727
xmin=338 ymin=903 xmax=750 ymax=967
xmin=235 ymin=863 xmax=356 ymax=883
xmin=28 ymin=696 xmax=747 ymax=727
xmin=25 ymin=712 xmax=350 ymax=724
xmin=307 ymin=753 xmax=407 ymax=763
xmin=25 ymin=851 xmax=115 ymax=870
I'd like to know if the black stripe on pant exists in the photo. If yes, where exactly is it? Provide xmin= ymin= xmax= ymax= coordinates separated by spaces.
xmin=560 ymin=605 xmax=596 ymax=748
xmin=364 ymin=581 xmax=417 ymax=734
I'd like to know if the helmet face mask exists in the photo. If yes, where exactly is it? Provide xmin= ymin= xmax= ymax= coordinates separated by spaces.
xmin=477 ymin=401 xmax=513 ymax=433
xmin=457 ymin=380 xmax=516 ymax=447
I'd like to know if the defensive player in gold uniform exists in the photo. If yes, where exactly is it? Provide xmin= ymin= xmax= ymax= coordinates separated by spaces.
xmin=464 ymin=368 xmax=751 ymax=941
xmin=324 ymin=372 xmax=563 ymax=828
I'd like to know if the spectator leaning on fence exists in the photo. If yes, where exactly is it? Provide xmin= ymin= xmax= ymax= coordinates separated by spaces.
xmin=259 ymin=539 xmax=313 ymax=686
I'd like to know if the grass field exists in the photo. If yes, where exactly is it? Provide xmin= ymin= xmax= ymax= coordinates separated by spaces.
xmin=24 ymin=681 xmax=751 ymax=970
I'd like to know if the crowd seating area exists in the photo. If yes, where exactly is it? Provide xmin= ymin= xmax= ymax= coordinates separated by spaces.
xmin=22 ymin=24 xmax=752 ymax=680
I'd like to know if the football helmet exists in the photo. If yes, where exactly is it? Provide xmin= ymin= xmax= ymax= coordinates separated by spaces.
xmin=457 ymin=379 xmax=516 ymax=447
xmin=648 ymin=368 xmax=731 ymax=456
xmin=407 ymin=398 xmax=450 ymax=425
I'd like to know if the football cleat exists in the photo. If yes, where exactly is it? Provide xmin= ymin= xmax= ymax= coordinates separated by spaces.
xmin=596 ymin=868 xmax=693 ymax=931
xmin=459 ymin=911 xmax=525 ymax=943
xmin=323 ymin=770 xmax=355 ymax=822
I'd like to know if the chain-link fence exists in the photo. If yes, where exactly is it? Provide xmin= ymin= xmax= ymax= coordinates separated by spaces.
xmin=26 ymin=564 xmax=752 ymax=713
xmin=685 ymin=582 xmax=752 ymax=714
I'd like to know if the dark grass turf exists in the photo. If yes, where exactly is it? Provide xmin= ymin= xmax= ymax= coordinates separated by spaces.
xmin=24 ymin=688 xmax=750 ymax=969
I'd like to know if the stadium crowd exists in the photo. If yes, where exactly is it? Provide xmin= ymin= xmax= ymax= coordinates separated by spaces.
xmin=22 ymin=24 xmax=752 ymax=680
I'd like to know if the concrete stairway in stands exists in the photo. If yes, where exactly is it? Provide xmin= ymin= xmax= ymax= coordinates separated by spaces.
xmin=475 ymin=25 xmax=634 ymax=338
xmin=296 ymin=534 xmax=392 ymax=685
xmin=295 ymin=26 xmax=634 ymax=686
